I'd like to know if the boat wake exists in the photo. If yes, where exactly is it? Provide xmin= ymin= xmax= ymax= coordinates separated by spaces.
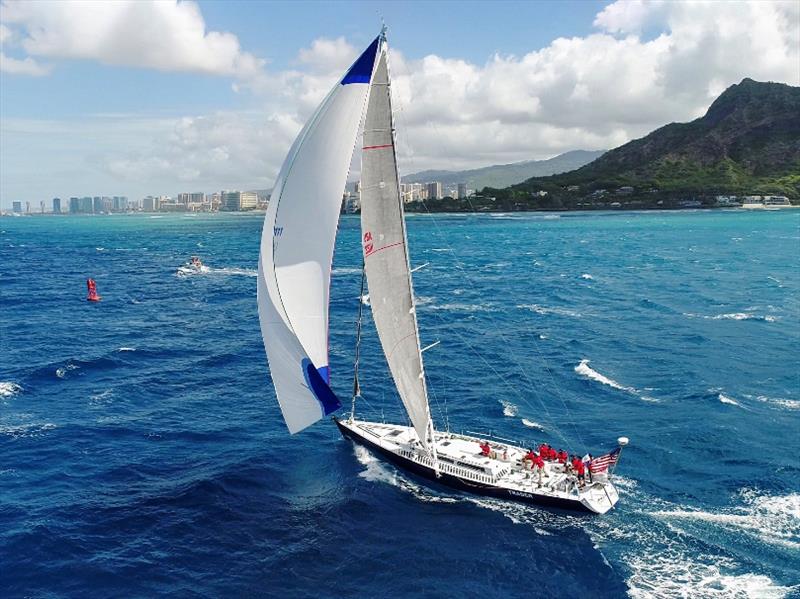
xmin=583 ymin=480 xmax=798 ymax=599
xmin=652 ymin=489 xmax=800 ymax=551
xmin=352 ymin=445 xmax=459 ymax=504
xmin=176 ymin=266 xmax=257 ymax=277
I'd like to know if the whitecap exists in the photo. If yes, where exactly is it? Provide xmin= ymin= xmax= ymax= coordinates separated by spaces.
xmin=0 ymin=423 xmax=57 ymax=439
xmin=429 ymin=302 xmax=494 ymax=312
xmin=360 ymin=294 xmax=370 ymax=306
xmin=56 ymin=363 xmax=79 ymax=379
xmin=683 ymin=312 xmax=777 ymax=322
xmin=332 ymin=267 xmax=361 ymax=275
xmin=575 ymin=359 xmax=636 ymax=394
xmin=499 ymin=400 xmax=518 ymax=418
xmin=753 ymin=394 xmax=800 ymax=410
xmin=95 ymin=247 xmax=106 ymax=251
xmin=0 ymin=382 xmax=22 ymax=398
xmin=718 ymin=393 xmax=740 ymax=406
xmin=521 ymin=419 xmax=545 ymax=430
xmin=117 ymin=347 xmax=136 ymax=352
xmin=518 ymin=304 xmax=582 ymax=317
xmin=580 ymin=273 xmax=594 ymax=280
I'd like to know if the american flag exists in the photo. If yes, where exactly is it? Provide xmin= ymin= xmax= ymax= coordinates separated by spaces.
xmin=589 ymin=447 xmax=621 ymax=473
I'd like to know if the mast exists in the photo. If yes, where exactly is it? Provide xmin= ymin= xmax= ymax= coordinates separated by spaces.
xmin=359 ymin=30 xmax=439 ymax=474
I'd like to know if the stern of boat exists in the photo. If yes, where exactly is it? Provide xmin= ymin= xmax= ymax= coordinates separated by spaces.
xmin=579 ymin=481 xmax=619 ymax=514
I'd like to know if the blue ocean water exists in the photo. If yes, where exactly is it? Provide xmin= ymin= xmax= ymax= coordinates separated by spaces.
xmin=1 ymin=210 xmax=798 ymax=598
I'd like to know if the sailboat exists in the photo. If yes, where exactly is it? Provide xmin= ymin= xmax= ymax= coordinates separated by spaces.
xmin=257 ymin=29 xmax=625 ymax=515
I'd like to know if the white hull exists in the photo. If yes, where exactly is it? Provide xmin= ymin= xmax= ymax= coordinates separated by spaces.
xmin=336 ymin=418 xmax=619 ymax=515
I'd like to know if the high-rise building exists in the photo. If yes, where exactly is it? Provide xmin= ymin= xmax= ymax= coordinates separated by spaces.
xmin=427 ymin=182 xmax=442 ymax=200
xmin=26 ymin=201 xmax=31 ymax=214
xmin=142 ymin=196 xmax=159 ymax=212
xmin=457 ymin=183 xmax=467 ymax=199
xmin=69 ymin=197 xmax=79 ymax=213
xmin=221 ymin=191 xmax=258 ymax=211
xmin=112 ymin=196 xmax=128 ymax=212
xmin=53 ymin=197 xmax=62 ymax=213
xmin=80 ymin=197 xmax=93 ymax=213
xmin=12 ymin=201 xmax=22 ymax=213
xmin=40 ymin=200 xmax=46 ymax=213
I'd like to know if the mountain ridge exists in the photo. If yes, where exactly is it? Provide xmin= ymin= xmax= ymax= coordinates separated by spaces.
xmin=402 ymin=150 xmax=605 ymax=190
xmin=483 ymin=78 xmax=800 ymax=208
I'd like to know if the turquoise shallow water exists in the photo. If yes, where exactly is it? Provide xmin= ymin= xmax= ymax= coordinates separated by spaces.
xmin=1 ymin=210 xmax=799 ymax=597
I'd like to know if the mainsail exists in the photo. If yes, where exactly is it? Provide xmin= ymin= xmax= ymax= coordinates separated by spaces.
xmin=360 ymin=48 xmax=434 ymax=448
xmin=258 ymin=37 xmax=380 ymax=434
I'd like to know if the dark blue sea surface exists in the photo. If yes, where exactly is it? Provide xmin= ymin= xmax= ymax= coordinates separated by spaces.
xmin=1 ymin=210 xmax=798 ymax=598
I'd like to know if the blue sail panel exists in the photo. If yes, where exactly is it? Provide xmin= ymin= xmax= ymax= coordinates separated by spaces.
xmin=341 ymin=36 xmax=380 ymax=85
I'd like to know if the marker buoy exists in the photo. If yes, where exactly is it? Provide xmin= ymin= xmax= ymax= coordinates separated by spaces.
xmin=87 ymin=278 xmax=101 ymax=302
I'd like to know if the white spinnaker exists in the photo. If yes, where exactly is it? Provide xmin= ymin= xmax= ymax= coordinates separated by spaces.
xmin=360 ymin=48 xmax=433 ymax=447
xmin=258 ymin=37 xmax=379 ymax=434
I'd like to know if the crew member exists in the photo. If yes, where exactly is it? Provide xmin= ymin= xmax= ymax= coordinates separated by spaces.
xmin=479 ymin=441 xmax=491 ymax=457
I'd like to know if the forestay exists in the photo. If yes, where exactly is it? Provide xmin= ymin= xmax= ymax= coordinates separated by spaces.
xmin=360 ymin=49 xmax=434 ymax=448
xmin=258 ymin=37 xmax=380 ymax=434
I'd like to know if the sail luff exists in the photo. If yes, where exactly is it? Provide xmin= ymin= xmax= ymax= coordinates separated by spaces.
xmin=360 ymin=43 xmax=434 ymax=448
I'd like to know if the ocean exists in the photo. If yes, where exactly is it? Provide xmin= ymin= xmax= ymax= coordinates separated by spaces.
xmin=1 ymin=210 xmax=798 ymax=598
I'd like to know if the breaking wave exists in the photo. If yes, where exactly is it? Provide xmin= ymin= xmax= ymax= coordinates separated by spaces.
xmin=575 ymin=360 xmax=634 ymax=393
xmin=0 ymin=382 xmax=22 ymax=398
xmin=718 ymin=393 xmax=740 ymax=406
xmin=574 ymin=360 xmax=659 ymax=402
xmin=499 ymin=400 xmax=517 ymax=417
xmin=55 ymin=363 xmax=80 ymax=379
xmin=521 ymin=419 xmax=545 ymax=430
xmin=580 ymin=273 xmax=594 ymax=280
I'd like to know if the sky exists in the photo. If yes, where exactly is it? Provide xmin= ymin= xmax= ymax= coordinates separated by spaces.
xmin=0 ymin=0 xmax=798 ymax=208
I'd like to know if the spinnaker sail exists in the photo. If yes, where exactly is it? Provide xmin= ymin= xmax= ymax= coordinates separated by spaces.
xmin=258 ymin=37 xmax=380 ymax=434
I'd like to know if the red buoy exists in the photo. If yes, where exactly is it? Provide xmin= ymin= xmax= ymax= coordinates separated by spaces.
xmin=87 ymin=278 xmax=101 ymax=302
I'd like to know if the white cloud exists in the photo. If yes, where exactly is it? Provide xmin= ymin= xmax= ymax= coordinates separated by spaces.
xmin=0 ymin=0 xmax=264 ymax=78
xmin=0 ymin=51 xmax=50 ymax=75
xmin=2 ymin=0 xmax=799 ymax=203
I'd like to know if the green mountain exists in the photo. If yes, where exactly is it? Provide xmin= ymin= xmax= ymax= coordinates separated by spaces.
xmin=487 ymin=79 xmax=800 ymax=209
xmin=402 ymin=149 xmax=605 ymax=190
